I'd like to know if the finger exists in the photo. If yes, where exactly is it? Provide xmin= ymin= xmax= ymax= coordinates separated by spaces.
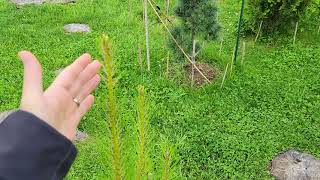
xmin=73 ymin=95 xmax=95 ymax=126
xmin=69 ymin=60 xmax=101 ymax=97
xmin=18 ymin=51 xmax=43 ymax=97
xmin=53 ymin=53 xmax=92 ymax=89
xmin=76 ymin=74 xmax=100 ymax=102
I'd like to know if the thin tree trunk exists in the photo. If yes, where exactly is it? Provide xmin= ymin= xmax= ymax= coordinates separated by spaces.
xmin=143 ymin=0 xmax=151 ymax=71
xmin=317 ymin=24 xmax=320 ymax=34
xmin=191 ymin=34 xmax=196 ymax=86
xmin=293 ymin=21 xmax=298 ymax=45
xmin=255 ymin=21 xmax=263 ymax=42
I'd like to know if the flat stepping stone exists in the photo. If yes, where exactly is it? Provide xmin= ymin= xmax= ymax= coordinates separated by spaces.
xmin=11 ymin=0 xmax=75 ymax=5
xmin=64 ymin=24 xmax=91 ymax=33
xmin=270 ymin=150 xmax=320 ymax=180
xmin=0 ymin=109 xmax=88 ymax=142
xmin=46 ymin=0 xmax=75 ymax=3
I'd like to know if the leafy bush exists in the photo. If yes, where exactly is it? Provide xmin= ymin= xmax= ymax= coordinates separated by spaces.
xmin=305 ymin=0 xmax=320 ymax=25
xmin=244 ymin=0 xmax=311 ymax=34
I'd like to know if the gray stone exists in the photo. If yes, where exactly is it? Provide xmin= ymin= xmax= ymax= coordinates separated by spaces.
xmin=270 ymin=150 xmax=320 ymax=180
xmin=46 ymin=0 xmax=75 ymax=4
xmin=0 ymin=110 xmax=17 ymax=123
xmin=63 ymin=24 xmax=91 ymax=33
xmin=11 ymin=0 xmax=75 ymax=5
xmin=75 ymin=130 xmax=88 ymax=142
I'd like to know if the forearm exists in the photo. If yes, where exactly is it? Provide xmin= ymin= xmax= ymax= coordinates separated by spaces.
xmin=0 ymin=110 xmax=77 ymax=180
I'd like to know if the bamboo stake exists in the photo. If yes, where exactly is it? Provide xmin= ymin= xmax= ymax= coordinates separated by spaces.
xmin=293 ymin=21 xmax=298 ymax=45
xmin=144 ymin=0 xmax=151 ymax=71
xmin=147 ymin=0 xmax=211 ymax=83
xmin=230 ymin=47 xmax=235 ymax=74
xmin=220 ymin=63 xmax=229 ymax=89
xmin=241 ymin=41 xmax=246 ymax=66
xmin=255 ymin=21 xmax=263 ymax=42
xmin=142 ymin=0 xmax=145 ymax=21
xmin=165 ymin=0 xmax=169 ymax=16
xmin=219 ymin=39 xmax=223 ymax=56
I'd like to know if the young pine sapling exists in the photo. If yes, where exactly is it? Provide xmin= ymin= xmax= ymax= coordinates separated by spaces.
xmin=169 ymin=0 xmax=220 ymax=83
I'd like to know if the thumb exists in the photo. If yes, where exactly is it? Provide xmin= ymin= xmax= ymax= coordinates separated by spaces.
xmin=18 ymin=51 xmax=43 ymax=98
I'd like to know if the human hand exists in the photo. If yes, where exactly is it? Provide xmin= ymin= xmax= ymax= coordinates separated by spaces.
xmin=18 ymin=51 xmax=101 ymax=141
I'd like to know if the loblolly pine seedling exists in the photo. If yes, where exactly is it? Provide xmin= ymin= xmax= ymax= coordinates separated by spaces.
xmin=100 ymin=35 xmax=181 ymax=179
xmin=101 ymin=34 xmax=123 ymax=180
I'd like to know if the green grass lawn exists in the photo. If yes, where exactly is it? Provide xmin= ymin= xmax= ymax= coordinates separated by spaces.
xmin=0 ymin=0 xmax=320 ymax=179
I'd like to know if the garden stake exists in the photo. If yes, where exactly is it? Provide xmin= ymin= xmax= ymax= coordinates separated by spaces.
xmin=241 ymin=41 xmax=246 ymax=65
xmin=233 ymin=0 xmax=245 ymax=63
xmin=255 ymin=21 xmax=263 ymax=42
xmin=293 ymin=22 xmax=298 ymax=45
xmin=165 ymin=0 xmax=169 ymax=16
xmin=230 ymin=47 xmax=235 ymax=74
xmin=221 ymin=63 xmax=230 ymax=89
xmin=144 ymin=0 xmax=151 ymax=71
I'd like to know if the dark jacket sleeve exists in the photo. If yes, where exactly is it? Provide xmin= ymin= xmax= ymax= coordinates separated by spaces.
xmin=0 ymin=110 xmax=77 ymax=180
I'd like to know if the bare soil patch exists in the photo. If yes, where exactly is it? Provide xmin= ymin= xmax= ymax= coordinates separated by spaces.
xmin=184 ymin=63 xmax=218 ymax=86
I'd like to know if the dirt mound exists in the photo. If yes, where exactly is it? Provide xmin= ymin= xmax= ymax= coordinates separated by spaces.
xmin=184 ymin=63 xmax=218 ymax=86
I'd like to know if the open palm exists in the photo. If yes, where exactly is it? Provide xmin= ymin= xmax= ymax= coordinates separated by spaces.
xmin=19 ymin=51 xmax=101 ymax=141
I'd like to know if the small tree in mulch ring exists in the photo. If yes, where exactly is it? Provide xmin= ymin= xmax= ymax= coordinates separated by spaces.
xmin=169 ymin=0 xmax=221 ymax=86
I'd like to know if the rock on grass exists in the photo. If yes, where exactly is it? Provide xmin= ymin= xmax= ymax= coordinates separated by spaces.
xmin=270 ymin=150 xmax=320 ymax=180
xmin=64 ymin=24 xmax=91 ymax=33
xmin=11 ymin=0 xmax=75 ymax=5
